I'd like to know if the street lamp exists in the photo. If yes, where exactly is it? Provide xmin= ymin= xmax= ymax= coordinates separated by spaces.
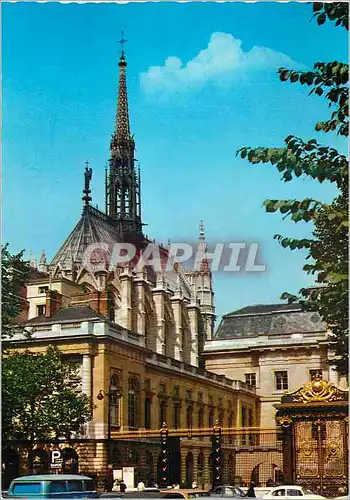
xmin=97 ymin=382 xmax=122 ymax=491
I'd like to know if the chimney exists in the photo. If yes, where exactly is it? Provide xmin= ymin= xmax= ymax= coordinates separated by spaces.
xmin=45 ymin=290 xmax=62 ymax=318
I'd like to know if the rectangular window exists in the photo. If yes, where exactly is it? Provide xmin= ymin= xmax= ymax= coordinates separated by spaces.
xmin=173 ymin=386 xmax=180 ymax=398
xmin=36 ymin=304 xmax=46 ymax=316
xmin=186 ymin=389 xmax=192 ymax=401
xmin=160 ymin=383 xmax=166 ymax=394
xmin=174 ymin=404 xmax=181 ymax=429
xmin=275 ymin=371 xmax=288 ymax=391
xmin=208 ymin=409 xmax=214 ymax=428
xmin=145 ymin=398 xmax=151 ymax=429
xmin=198 ymin=392 xmax=203 ymax=402
xmin=310 ymin=369 xmax=323 ymax=381
xmin=144 ymin=379 xmax=151 ymax=391
xmin=245 ymin=373 xmax=256 ymax=387
xmin=38 ymin=286 xmax=49 ymax=294
xmin=160 ymin=400 xmax=167 ymax=426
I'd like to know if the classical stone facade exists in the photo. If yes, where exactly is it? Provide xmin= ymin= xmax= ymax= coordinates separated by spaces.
xmin=203 ymin=303 xmax=348 ymax=427
xmin=5 ymin=307 xmax=258 ymax=488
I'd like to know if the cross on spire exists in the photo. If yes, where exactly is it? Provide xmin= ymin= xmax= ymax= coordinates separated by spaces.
xmin=118 ymin=30 xmax=127 ymax=56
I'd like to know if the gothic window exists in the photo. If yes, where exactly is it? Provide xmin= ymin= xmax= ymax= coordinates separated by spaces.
xmin=110 ymin=373 xmax=122 ymax=427
xmin=275 ymin=371 xmax=288 ymax=391
xmin=128 ymin=376 xmax=140 ymax=429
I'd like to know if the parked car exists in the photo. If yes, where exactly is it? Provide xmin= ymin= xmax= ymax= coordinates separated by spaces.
xmin=7 ymin=474 xmax=99 ymax=498
xmin=210 ymin=486 xmax=246 ymax=498
xmin=160 ymin=489 xmax=210 ymax=499
xmin=261 ymin=486 xmax=326 ymax=500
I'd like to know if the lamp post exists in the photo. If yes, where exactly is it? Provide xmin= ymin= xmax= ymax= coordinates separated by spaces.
xmin=97 ymin=383 xmax=122 ymax=491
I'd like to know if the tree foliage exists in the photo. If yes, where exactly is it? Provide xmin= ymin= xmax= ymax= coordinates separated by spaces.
xmin=2 ymin=346 xmax=92 ymax=442
xmin=2 ymin=244 xmax=31 ymax=339
xmin=237 ymin=3 xmax=348 ymax=375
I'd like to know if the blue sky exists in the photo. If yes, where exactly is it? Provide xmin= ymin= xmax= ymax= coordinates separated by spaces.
xmin=2 ymin=2 xmax=348 ymax=320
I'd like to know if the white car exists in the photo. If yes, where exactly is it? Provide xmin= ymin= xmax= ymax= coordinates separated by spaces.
xmin=261 ymin=486 xmax=326 ymax=500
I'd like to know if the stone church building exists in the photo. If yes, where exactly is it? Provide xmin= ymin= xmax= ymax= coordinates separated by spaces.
xmin=4 ymin=47 xmax=347 ymax=493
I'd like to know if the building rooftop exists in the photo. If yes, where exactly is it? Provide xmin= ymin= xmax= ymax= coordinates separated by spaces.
xmin=24 ymin=306 xmax=105 ymax=326
xmin=214 ymin=302 xmax=327 ymax=340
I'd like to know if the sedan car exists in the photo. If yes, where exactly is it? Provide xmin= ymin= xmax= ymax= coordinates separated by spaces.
xmin=210 ymin=486 xmax=246 ymax=498
xmin=261 ymin=486 xmax=326 ymax=500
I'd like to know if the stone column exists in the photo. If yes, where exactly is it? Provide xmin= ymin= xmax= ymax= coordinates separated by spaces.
xmin=82 ymin=354 xmax=92 ymax=398
xmin=119 ymin=269 xmax=132 ymax=330
xmin=187 ymin=304 xmax=199 ymax=367
xmin=171 ymin=297 xmax=183 ymax=362
xmin=134 ymin=273 xmax=146 ymax=336
xmin=152 ymin=289 xmax=166 ymax=355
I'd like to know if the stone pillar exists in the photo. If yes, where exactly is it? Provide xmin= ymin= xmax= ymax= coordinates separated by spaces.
xmin=119 ymin=269 xmax=132 ymax=330
xmin=203 ymin=451 xmax=211 ymax=490
xmin=134 ymin=274 xmax=146 ymax=336
xmin=152 ymin=289 xmax=166 ymax=355
xmin=171 ymin=297 xmax=183 ymax=361
xmin=187 ymin=304 xmax=199 ymax=367
xmin=82 ymin=354 xmax=92 ymax=398
xmin=181 ymin=452 xmax=187 ymax=487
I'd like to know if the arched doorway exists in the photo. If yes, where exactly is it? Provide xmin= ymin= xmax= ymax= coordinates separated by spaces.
xmin=197 ymin=452 xmax=204 ymax=488
xmin=28 ymin=449 xmax=49 ymax=475
xmin=2 ymin=447 xmax=19 ymax=490
xmin=185 ymin=452 xmax=194 ymax=488
xmin=62 ymin=448 xmax=79 ymax=474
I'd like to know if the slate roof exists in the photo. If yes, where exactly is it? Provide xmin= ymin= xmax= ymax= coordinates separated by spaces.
xmin=215 ymin=302 xmax=327 ymax=340
xmin=225 ymin=303 xmax=302 ymax=317
xmin=24 ymin=306 xmax=105 ymax=326
xmin=50 ymin=205 xmax=122 ymax=268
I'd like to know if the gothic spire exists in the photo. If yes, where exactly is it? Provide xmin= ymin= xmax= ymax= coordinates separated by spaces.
xmin=115 ymin=32 xmax=131 ymax=145
xmin=106 ymin=33 xmax=143 ymax=240
xmin=197 ymin=220 xmax=210 ymax=274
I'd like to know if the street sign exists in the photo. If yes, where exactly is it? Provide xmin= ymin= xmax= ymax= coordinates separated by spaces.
xmin=50 ymin=450 xmax=63 ymax=469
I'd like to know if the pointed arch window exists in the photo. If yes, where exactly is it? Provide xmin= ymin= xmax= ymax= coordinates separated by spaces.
xmin=128 ymin=376 xmax=140 ymax=429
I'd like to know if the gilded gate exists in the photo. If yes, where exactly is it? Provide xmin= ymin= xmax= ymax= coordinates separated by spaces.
xmin=275 ymin=376 xmax=348 ymax=497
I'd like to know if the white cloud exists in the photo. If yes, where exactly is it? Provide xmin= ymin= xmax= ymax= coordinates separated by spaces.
xmin=140 ymin=32 xmax=300 ymax=95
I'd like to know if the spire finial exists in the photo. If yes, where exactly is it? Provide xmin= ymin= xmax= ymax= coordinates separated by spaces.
xmin=82 ymin=161 xmax=93 ymax=206
xmin=199 ymin=220 xmax=205 ymax=240
xmin=118 ymin=30 xmax=127 ymax=64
